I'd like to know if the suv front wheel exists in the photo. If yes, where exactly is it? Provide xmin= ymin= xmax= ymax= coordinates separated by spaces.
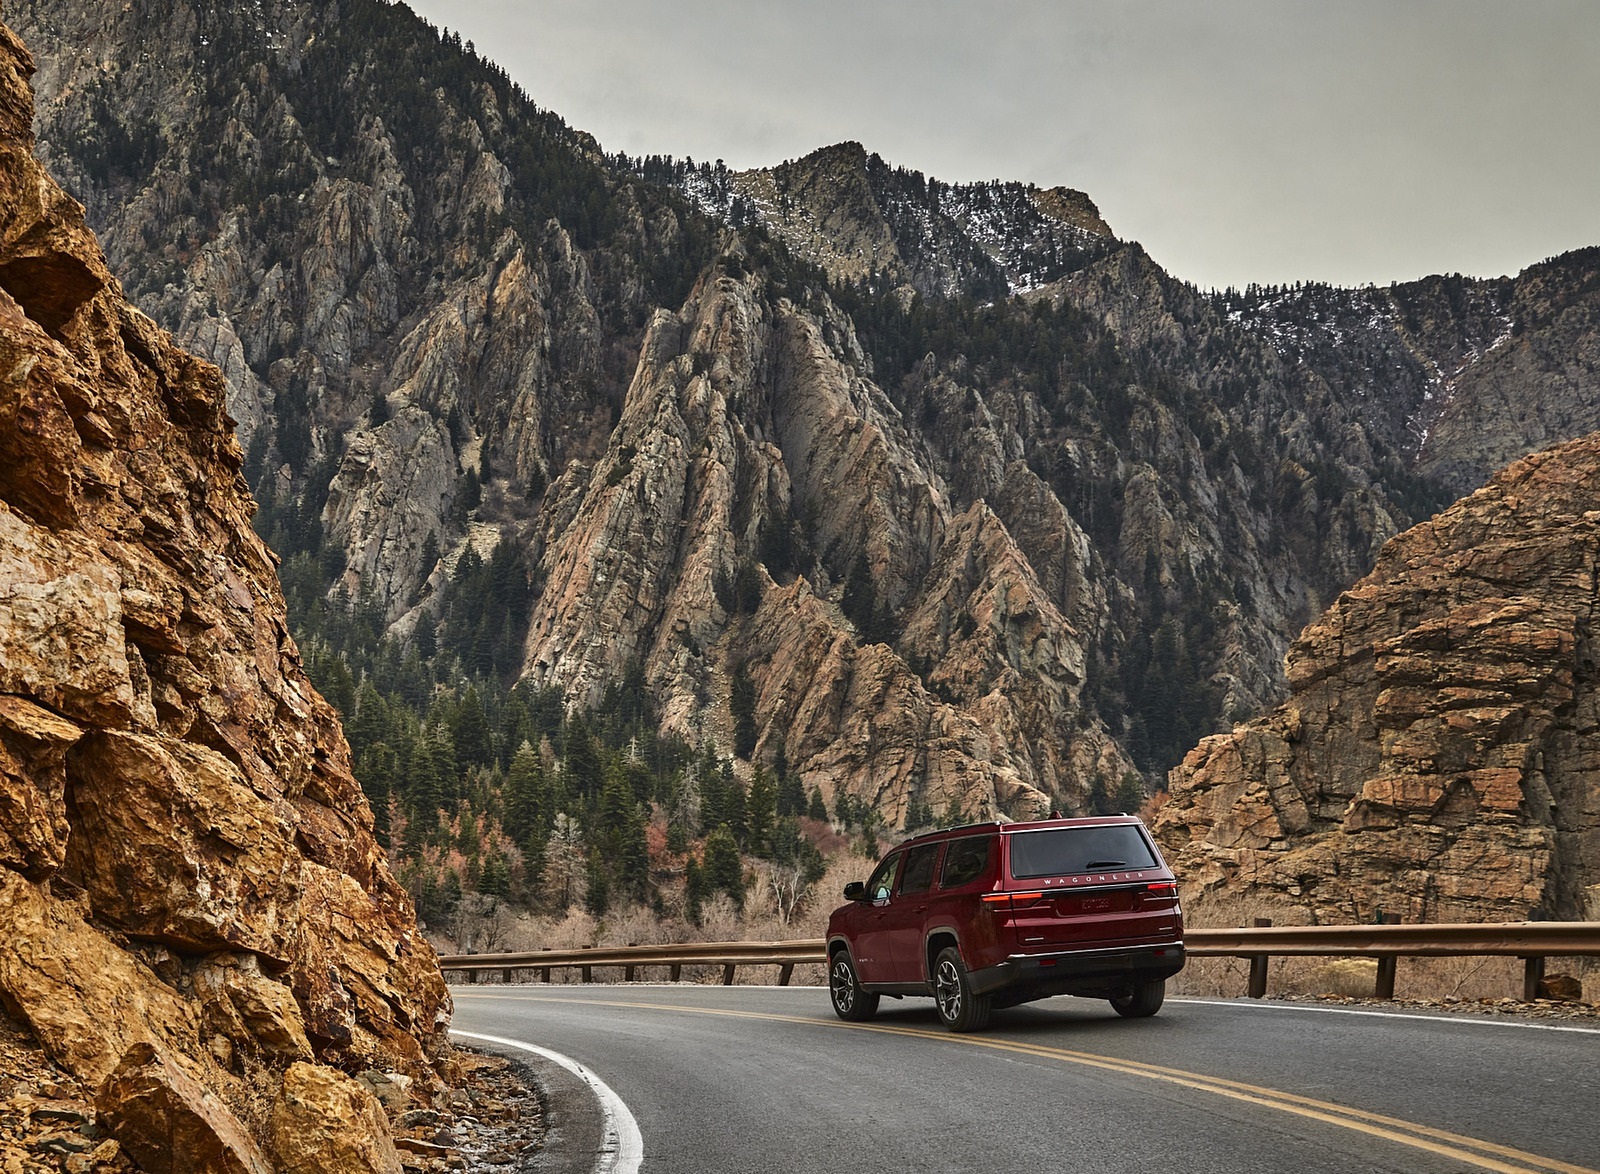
xmin=1110 ymin=977 xmax=1165 ymax=1018
xmin=932 ymin=947 xmax=991 ymax=1032
xmin=829 ymin=951 xmax=879 ymax=1022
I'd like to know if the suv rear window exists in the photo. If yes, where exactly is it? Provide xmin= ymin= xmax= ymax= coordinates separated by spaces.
xmin=1008 ymin=825 xmax=1158 ymax=879
xmin=940 ymin=836 xmax=992 ymax=889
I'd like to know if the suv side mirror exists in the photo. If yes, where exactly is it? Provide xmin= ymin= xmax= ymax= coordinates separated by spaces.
xmin=843 ymin=881 xmax=867 ymax=901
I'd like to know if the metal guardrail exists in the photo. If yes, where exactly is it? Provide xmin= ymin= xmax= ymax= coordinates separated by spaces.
xmin=440 ymin=922 xmax=1600 ymax=1001
xmin=1187 ymin=921 xmax=1600 ymax=1000
xmin=440 ymin=939 xmax=827 ymax=987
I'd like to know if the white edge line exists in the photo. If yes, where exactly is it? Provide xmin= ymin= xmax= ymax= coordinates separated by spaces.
xmin=1172 ymin=997 xmax=1600 ymax=1035
xmin=450 ymin=1029 xmax=645 ymax=1174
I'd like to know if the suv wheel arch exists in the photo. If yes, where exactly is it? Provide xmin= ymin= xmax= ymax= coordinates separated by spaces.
xmin=924 ymin=929 xmax=960 ymax=984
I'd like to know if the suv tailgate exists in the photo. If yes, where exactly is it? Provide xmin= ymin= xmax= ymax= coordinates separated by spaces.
xmin=1000 ymin=825 xmax=1180 ymax=950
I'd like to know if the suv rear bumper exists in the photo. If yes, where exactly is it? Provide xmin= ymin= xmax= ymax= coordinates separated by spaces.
xmin=968 ymin=942 xmax=1186 ymax=998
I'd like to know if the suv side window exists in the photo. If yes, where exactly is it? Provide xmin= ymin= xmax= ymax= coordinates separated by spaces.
xmin=866 ymin=852 xmax=902 ymax=901
xmin=940 ymin=835 xmax=992 ymax=889
xmin=897 ymin=843 xmax=942 ymax=896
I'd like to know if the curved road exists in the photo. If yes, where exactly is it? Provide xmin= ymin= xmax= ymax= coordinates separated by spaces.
xmin=452 ymin=984 xmax=1600 ymax=1174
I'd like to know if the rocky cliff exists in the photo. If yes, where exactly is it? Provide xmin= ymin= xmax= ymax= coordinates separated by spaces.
xmin=10 ymin=0 xmax=1600 ymax=842
xmin=667 ymin=141 xmax=1117 ymax=299
xmin=0 ymin=16 xmax=446 ymax=1171
xmin=1156 ymin=432 xmax=1600 ymax=923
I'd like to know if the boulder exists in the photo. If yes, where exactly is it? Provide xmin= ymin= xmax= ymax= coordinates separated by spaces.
xmin=270 ymin=1062 xmax=403 ymax=1174
xmin=95 ymin=1043 xmax=271 ymax=1174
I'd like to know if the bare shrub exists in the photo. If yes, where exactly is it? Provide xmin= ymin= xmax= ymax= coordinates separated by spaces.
xmin=1306 ymin=959 xmax=1379 ymax=997
xmin=598 ymin=903 xmax=676 ymax=949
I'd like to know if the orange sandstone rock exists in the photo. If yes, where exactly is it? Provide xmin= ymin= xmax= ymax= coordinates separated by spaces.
xmin=1157 ymin=436 xmax=1600 ymax=923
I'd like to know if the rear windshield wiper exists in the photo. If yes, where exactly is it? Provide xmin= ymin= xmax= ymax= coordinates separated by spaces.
xmin=1084 ymin=860 xmax=1127 ymax=868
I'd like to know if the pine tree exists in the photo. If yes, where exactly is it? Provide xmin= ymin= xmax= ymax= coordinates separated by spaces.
xmin=618 ymin=807 xmax=650 ymax=902
xmin=1087 ymin=771 xmax=1112 ymax=816
xmin=841 ymin=552 xmax=876 ymax=634
xmin=905 ymin=794 xmax=934 ymax=831
xmin=684 ymin=854 xmax=707 ymax=925
xmin=450 ymin=686 xmax=494 ymax=768
xmin=504 ymin=742 xmax=546 ymax=844
xmin=479 ymin=851 xmax=510 ymax=898
xmin=563 ymin=715 xmax=605 ymax=802
xmin=746 ymin=765 xmax=777 ymax=858
xmin=584 ymin=851 xmax=610 ymax=916
xmin=808 ymin=787 xmax=828 ymax=822
xmin=699 ymin=762 xmax=727 ymax=834
xmin=348 ymin=681 xmax=389 ymax=755
xmin=834 ymin=789 xmax=857 ymax=829
xmin=702 ymin=825 xmax=744 ymax=910
xmin=666 ymin=819 xmax=688 ymax=855
xmin=1114 ymin=771 xmax=1146 ymax=816
xmin=405 ymin=735 xmax=445 ymax=822
xmin=776 ymin=762 xmax=806 ymax=818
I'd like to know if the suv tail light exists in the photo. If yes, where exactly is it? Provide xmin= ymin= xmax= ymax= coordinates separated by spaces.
xmin=981 ymin=891 xmax=1046 ymax=914
xmin=1141 ymin=882 xmax=1178 ymax=906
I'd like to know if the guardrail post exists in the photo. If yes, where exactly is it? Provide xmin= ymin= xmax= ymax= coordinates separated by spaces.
xmin=670 ymin=964 xmax=682 ymax=982
xmin=1247 ymin=918 xmax=1272 ymax=998
xmin=581 ymin=965 xmax=592 ymax=984
xmin=539 ymin=967 xmax=550 ymax=983
xmin=1522 ymin=956 xmax=1545 ymax=1002
xmin=625 ymin=965 xmax=636 ymax=982
xmin=778 ymin=963 xmax=794 ymax=986
xmin=1374 ymin=913 xmax=1400 ymax=999
xmin=502 ymin=968 xmax=513 ymax=984
xmin=722 ymin=964 xmax=737 ymax=986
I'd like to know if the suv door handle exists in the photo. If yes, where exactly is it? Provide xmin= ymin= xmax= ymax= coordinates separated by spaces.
xmin=913 ymin=905 xmax=928 ymax=913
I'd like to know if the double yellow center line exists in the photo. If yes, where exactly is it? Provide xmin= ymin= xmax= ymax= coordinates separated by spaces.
xmin=457 ymin=992 xmax=1597 ymax=1174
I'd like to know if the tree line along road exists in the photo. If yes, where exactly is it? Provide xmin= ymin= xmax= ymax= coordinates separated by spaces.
xmin=449 ymin=983 xmax=1600 ymax=1174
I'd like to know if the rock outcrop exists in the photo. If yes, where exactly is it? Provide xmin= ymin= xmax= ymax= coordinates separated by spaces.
xmin=1156 ymin=433 xmax=1600 ymax=923
xmin=0 ymin=16 xmax=446 ymax=1170
xmin=523 ymin=262 xmax=1132 ymax=818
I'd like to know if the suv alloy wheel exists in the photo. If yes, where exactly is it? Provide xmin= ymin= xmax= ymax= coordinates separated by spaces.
xmin=932 ymin=947 xmax=991 ymax=1032
xmin=829 ymin=951 xmax=879 ymax=1021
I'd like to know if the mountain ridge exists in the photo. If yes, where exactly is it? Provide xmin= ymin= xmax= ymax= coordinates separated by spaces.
xmin=9 ymin=0 xmax=1600 ymax=922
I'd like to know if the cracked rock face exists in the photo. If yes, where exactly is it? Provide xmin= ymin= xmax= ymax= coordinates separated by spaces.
xmin=0 ymin=19 xmax=445 ymax=1169
xmin=1156 ymin=433 xmax=1600 ymax=923
xmin=525 ymin=269 xmax=1132 ymax=820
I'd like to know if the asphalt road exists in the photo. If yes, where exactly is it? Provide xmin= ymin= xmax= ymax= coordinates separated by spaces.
xmin=451 ymin=984 xmax=1600 ymax=1174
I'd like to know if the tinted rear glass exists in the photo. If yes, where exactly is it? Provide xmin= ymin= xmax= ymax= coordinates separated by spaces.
xmin=899 ymin=843 xmax=941 ymax=896
xmin=940 ymin=836 xmax=992 ymax=889
xmin=1008 ymin=826 xmax=1158 ymax=879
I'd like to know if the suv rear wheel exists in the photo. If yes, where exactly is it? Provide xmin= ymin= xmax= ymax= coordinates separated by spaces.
xmin=829 ymin=951 xmax=879 ymax=1021
xmin=1110 ymin=977 xmax=1165 ymax=1018
xmin=933 ymin=947 xmax=991 ymax=1032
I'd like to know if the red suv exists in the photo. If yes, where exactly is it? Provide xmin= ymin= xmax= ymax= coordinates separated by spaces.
xmin=826 ymin=816 xmax=1184 ymax=1031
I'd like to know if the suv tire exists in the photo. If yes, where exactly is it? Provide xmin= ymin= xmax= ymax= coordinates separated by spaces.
xmin=1110 ymin=977 xmax=1165 ymax=1018
xmin=829 ymin=951 xmax=879 ymax=1022
xmin=933 ymin=946 xmax=991 ymax=1032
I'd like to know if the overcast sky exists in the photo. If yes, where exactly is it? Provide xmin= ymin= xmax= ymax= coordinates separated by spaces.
xmin=402 ymin=0 xmax=1600 ymax=291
